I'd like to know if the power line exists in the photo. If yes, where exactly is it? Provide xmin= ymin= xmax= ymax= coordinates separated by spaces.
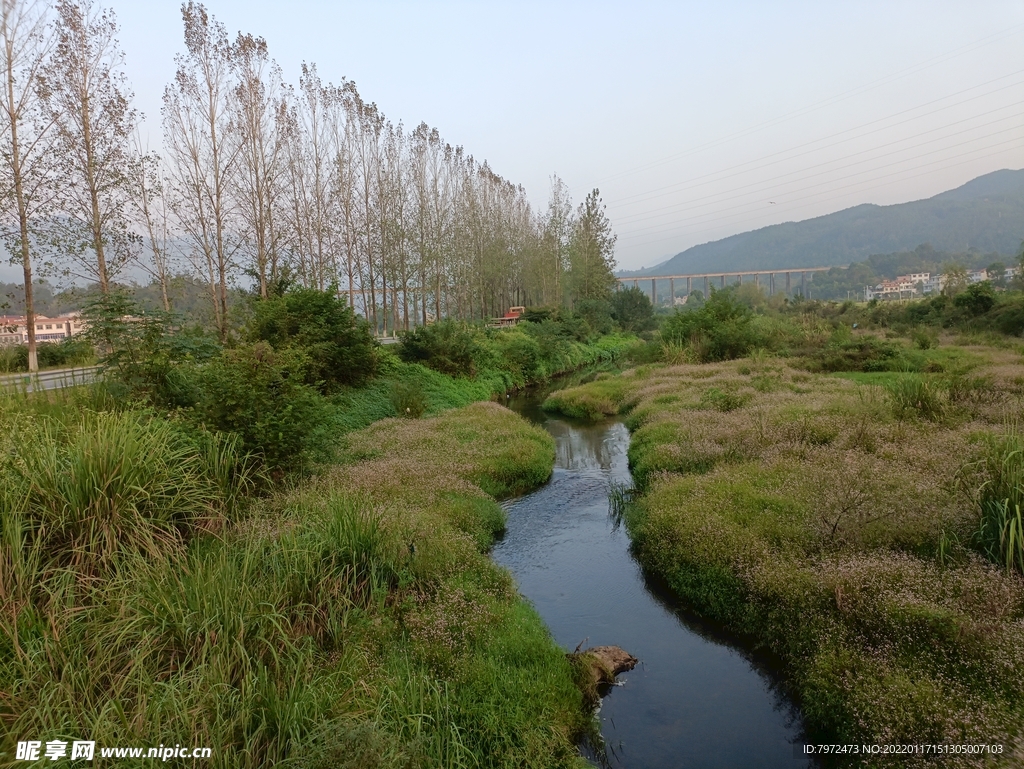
xmin=609 ymin=71 xmax=1024 ymax=209
xmin=613 ymin=108 xmax=1024 ymax=228
xmin=596 ymin=23 xmax=1024 ymax=186
xmin=620 ymin=139 xmax=1024 ymax=250
xmin=618 ymin=132 xmax=1024 ymax=238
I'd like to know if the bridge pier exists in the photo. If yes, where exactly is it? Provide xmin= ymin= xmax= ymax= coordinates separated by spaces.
xmin=704 ymin=276 xmax=709 ymax=296
xmin=769 ymin=273 xmax=775 ymax=295
xmin=785 ymin=272 xmax=791 ymax=293
xmin=720 ymin=275 xmax=725 ymax=289
xmin=669 ymin=278 xmax=675 ymax=304
xmin=801 ymin=271 xmax=806 ymax=297
xmin=652 ymin=278 xmax=657 ymax=304
xmin=686 ymin=276 xmax=692 ymax=295
xmin=754 ymin=274 xmax=759 ymax=288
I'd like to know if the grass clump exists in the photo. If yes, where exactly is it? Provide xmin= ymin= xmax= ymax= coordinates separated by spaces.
xmin=2 ymin=399 xmax=587 ymax=768
xmin=541 ymin=377 xmax=634 ymax=420
xmin=884 ymin=374 xmax=946 ymax=421
xmin=971 ymin=432 xmax=1024 ymax=575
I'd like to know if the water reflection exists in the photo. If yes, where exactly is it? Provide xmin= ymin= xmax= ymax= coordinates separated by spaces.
xmin=494 ymin=397 xmax=814 ymax=769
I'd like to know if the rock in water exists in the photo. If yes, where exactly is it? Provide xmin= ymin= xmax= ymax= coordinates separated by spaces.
xmin=575 ymin=645 xmax=638 ymax=687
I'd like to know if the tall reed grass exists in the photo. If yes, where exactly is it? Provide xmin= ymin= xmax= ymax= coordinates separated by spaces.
xmin=1 ymin=407 xmax=259 ymax=575
xmin=974 ymin=431 xmax=1024 ymax=574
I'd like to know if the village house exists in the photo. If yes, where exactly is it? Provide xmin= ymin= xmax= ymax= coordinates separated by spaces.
xmin=0 ymin=314 xmax=86 ymax=346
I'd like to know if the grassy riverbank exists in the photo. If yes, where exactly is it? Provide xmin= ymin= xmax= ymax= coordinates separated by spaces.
xmin=544 ymin=337 xmax=1024 ymax=765
xmin=1 ymin=396 xmax=589 ymax=768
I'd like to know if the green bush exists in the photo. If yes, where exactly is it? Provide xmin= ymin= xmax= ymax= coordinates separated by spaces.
xmin=488 ymin=330 xmax=542 ymax=385
xmin=972 ymin=433 xmax=1024 ymax=575
xmin=952 ymin=282 xmax=996 ymax=316
xmin=389 ymin=379 xmax=427 ymax=418
xmin=0 ymin=337 xmax=95 ymax=372
xmin=82 ymin=291 xmax=220 ymax=408
xmin=884 ymin=374 xmax=945 ymax=421
xmin=911 ymin=328 xmax=938 ymax=349
xmin=804 ymin=335 xmax=908 ymax=373
xmin=2 ymin=410 xmax=256 ymax=574
xmin=574 ymin=298 xmax=614 ymax=336
xmin=398 ymin=320 xmax=479 ymax=377
xmin=610 ymin=286 xmax=656 ymax=333
xmin=661 ymin=288 xmax=765 ymax=362
xmin=248 ymin=286 xmax=377 ymax=390
xmin=192 ymin=342 xmax=331 ymax=472
xmin=699 ymin=387 xmax=748 ymax=412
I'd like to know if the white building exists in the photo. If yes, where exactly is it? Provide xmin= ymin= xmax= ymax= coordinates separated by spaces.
xmin=923 ymin=274 xmax=946 ymax=295
xmin=0 ymin=314 xmax=86 ymax=346
xmin=967 ymin=269 xmax=989 ymax=284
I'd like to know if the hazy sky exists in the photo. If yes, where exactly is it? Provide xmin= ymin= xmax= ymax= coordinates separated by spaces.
xmin=19 ymin=1 xmax=1024 ymax=280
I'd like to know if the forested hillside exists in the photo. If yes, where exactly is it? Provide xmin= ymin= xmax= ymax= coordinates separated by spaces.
xmin=625 ymin=168 xmax=1024 ymax=276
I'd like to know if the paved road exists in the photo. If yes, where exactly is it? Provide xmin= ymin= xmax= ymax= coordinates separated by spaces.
xmin=0 ymin=365 xmax=103 ymax=392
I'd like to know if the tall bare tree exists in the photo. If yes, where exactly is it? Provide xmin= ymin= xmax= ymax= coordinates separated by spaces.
xmin=0 ymin=0 xmax=54 ymax=372
xmin=231 ymin=31 xmax=285 ymax=298
xmin=39 ymin=0 xmax=138 ymax=293
xmin=130 ymin=138 xmax=173 ymax=311
xmin=162 ymin=1 xmax=237 ymax=339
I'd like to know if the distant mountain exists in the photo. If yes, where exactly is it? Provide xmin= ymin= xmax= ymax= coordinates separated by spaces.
xmin=623 ymin=169 xmax=1024 ymax=277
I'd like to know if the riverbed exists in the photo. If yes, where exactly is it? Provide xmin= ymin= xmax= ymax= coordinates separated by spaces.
xmin=492 ymin=391 xmax=815 ymax=768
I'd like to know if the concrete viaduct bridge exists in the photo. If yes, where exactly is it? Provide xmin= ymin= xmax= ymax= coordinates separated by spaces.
xmin=616 ymin=266 xmax=833 ymax=305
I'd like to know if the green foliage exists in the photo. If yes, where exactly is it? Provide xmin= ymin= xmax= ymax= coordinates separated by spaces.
xmin=911 ymin=327 xmax=938 ymax=349
xmin=248 ymin=286 xmax=377 ymax=390
xmin=574 ymin=298 xmax=614 ymax=335
xmin=0 ymin=337 xmax=94 ymax=373
xmin=972 ymin=433 xmax=1024 ymax=575
xmin=884 ymin=374 xmax=945 ymax=421
xmin=661 ymin=287 xmax=763 ymax=362
xmin=952 ymin=281 xmax=996 ymax=316
xmin=3 ymin=400 xmax=586 ymax=768
xmin=541 ymin=377 xmax=633 ymax=421
xmin=566 ymin=189 xmax=617 ymax=303
xmin=398 ymin=320 xmax=479 ymax=377
xmin=192 ymin=342 xmax=331 ymax=472
xmin=1 ymin=409 xmax=257 ymax=576
xmin=81 ymin=290 xmax=220 ymax=407
xmin=389 ymin=379 xmax=427 ymax=418
xmin=577 ymin=356 xmax=1024 ymax=750
xmin=805 ymin=336 xmax=907 ymax=373
xmin=699 ymin=387 xmax=748 ymax=412
xmin=610 ymin=286 xmax=655 ymax=333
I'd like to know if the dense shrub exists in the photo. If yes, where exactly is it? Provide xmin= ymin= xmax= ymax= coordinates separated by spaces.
xmin=398 ymin=320 xmax=478 ymax=377
xmin=610 ymin=286 xmax=656 ymax=333
xmin=82 ymin=291 xmax=220 ymax=407
xmin=0 ymin=336 xmax=95 ymax=372
xmin=574 ymin=298 xmax=614 ymax=336
xmin=661 ymin=288 xmax=765 ymax=361
xmin=953 ymin=282 xmax=996 ymax=316
xmin=192 ymin=342 xmax=330 ymax=472
xmin=248 ymin=286 xmax=377 ymax=390
xmin=804 ymin=335 xmax=907 ymax=372
xmin=487 ymin=329 xmax=543 ymax=384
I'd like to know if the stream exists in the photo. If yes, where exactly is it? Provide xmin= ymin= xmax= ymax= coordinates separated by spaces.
xmin=493 ymin=388 xmax=815 ymax=768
